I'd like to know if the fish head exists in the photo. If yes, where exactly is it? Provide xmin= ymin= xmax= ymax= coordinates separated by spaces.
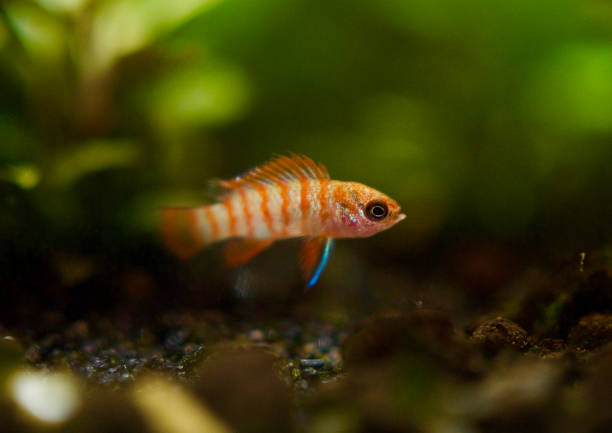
xmin=331 ymin=182 xmax=405 ymax=238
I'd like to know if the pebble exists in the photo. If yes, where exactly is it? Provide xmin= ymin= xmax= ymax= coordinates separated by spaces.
xmin=248 ymin=329 xmax=265 ymax=341
xmin=127 ymin=357 xmax=143 ymax=368
xmin=300 ymin=359 xmax=325 ymax=369
xmin=90 ymin=356 xmax=109 ymax=369
xmin=301 ymin=367 xmax=319 ymax=377
xmin=301 ymin=342 xmax=316 ymax=357
xmin=165 ymin=329 xmax=189 ymax=349
xmin=25 ymin=345 xmax=41 ymax=363
xmin=21 ymin=317 xmax=346 ymax=388
xmin=568 ymin=313 xmax=612 ymax=351
xmin=327 ymin=347 xmax=342 ymax=368
xmin=471 ymin=317 xmax=530 ymax=354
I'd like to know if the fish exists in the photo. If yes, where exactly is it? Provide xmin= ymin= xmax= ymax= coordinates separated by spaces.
xmin=161 ymin=154 xmax=406 ymax=287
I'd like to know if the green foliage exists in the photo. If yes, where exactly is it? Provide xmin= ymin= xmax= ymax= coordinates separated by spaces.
xmin=1 ymin=0 xmax=611 ymax=249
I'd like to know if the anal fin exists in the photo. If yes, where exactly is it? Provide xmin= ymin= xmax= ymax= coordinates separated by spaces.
xmin=225 ymin=239 xmax=275 ymax=267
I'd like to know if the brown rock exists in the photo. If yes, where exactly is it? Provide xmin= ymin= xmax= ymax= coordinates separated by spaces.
xmin=343 ymin=310 xmax=481 ymax=380
xmin=65 ymin=392 xmax=150 ymax=433
xmin=556 ymin=271 xmax=612 ymax=338
xmin=192 ymin=345 xmax=292 ymax=433
xmin=533 ymin=338 xmax=566 ymax=359
xmin=471 ymin=317 xmax=530 ymax=355
xmin=568 ymin=313 xmax=612 ymax=352
xmin=343 ymin=310 xmax=455 ymax=366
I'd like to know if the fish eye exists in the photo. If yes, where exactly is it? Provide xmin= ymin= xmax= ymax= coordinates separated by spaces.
xmin=365 ymin=201 xmax=388 ymax=221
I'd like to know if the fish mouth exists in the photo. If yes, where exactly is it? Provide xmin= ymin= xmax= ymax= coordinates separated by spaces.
xmin=396 ymin=213 xmax=406 ymax=222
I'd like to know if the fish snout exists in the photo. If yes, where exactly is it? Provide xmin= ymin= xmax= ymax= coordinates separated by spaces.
xmin=388 ymin=201 xmax=405 ymax=223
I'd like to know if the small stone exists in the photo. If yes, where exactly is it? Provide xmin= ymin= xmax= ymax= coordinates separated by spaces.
xmin=248 ymin=329 xmax=265 ymax=341
xmin=183 ymin=343 xmax=201 ymax=355
xmin=327 ymin=347 xmax=343 ymax=368
xmin=83 ymin=364 xmax=96 ymax=377
xmin=90 ymin=356 xmax=108 ymax=369
xmin=536 ymin=338 xmax=566 ymax=359
xmin=568 ymin=313 xmax=612 ymax=352
xmin=301 ymin=367 xmax=319 ymax=377
xmin=299 ymin=359 xmax=325 ymax=369
xmin=118 ymin=372 xmax=133 ymax=383
xmin=25 ymin=345 xmax=42 ymax=363
xmin=165 ymin=329 xmax=188 ymax=349
xmin=127 ymin=357 xmax=143 ymax=368
xmin=301 ymin=342 xmax=316 ymax=357
xmin=471 ymin=317 xmax=530 ymax=355
xmin=316 ymin=336 xmax=334 ymax=351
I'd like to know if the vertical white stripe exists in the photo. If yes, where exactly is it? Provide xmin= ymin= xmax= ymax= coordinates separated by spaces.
xmin=323 ymin=181 xmax=337 ymax=232
xmin=210 ymin=203 xmax=230 ymax=239
xmin=306 ymin=180 xmax=321 ymax=234
xmin=229 ymin=194 xmax=247 ymax=237
xmin=195 ymin=208 xmax=212 ymax=241
xmin=247 ymin=189 xmax=271 ymax=239
xmin=266 ymin=184 xmax=283 ymax=236
xmin=287 ymin=181 xmax=302 ymax=236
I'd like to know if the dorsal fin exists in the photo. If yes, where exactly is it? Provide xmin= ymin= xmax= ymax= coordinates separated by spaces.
xmin=217 ymin=154 xmax=329 ymax=193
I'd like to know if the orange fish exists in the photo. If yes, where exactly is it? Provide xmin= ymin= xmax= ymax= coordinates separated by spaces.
xmin=161 ymin=154 xmax=405 ymax=287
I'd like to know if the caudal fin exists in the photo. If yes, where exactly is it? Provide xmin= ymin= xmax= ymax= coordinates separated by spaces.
xmin=161 ymin=207 xmax=207 ymax=260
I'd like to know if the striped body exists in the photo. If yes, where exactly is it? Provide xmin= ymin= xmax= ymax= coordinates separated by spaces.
xmin=161 ymin=154 xmax=405 ymax=285
xmin=193 ymin=179 xmax=342 ymax=243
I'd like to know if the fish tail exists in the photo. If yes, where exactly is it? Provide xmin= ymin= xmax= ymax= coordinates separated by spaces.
xmin=160 ymin=206 xmax=219 ymax=259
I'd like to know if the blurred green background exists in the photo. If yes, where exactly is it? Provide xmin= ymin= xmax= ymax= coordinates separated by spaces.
xmin=1 ymin=0 xmax=612 ymax=304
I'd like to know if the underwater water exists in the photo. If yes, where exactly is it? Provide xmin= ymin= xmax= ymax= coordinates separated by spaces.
xmin=1 ymin=1 xmax=612 ymax=432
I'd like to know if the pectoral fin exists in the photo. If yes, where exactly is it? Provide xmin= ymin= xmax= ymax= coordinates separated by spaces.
xmin=300 ymin=237 xmax=334 ymax=289
xmin=225 ymin=239 xmax=275 ymax=267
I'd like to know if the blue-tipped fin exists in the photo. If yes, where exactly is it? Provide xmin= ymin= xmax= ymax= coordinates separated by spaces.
xmin=300 ymin=237 xmax=334 ymax=289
